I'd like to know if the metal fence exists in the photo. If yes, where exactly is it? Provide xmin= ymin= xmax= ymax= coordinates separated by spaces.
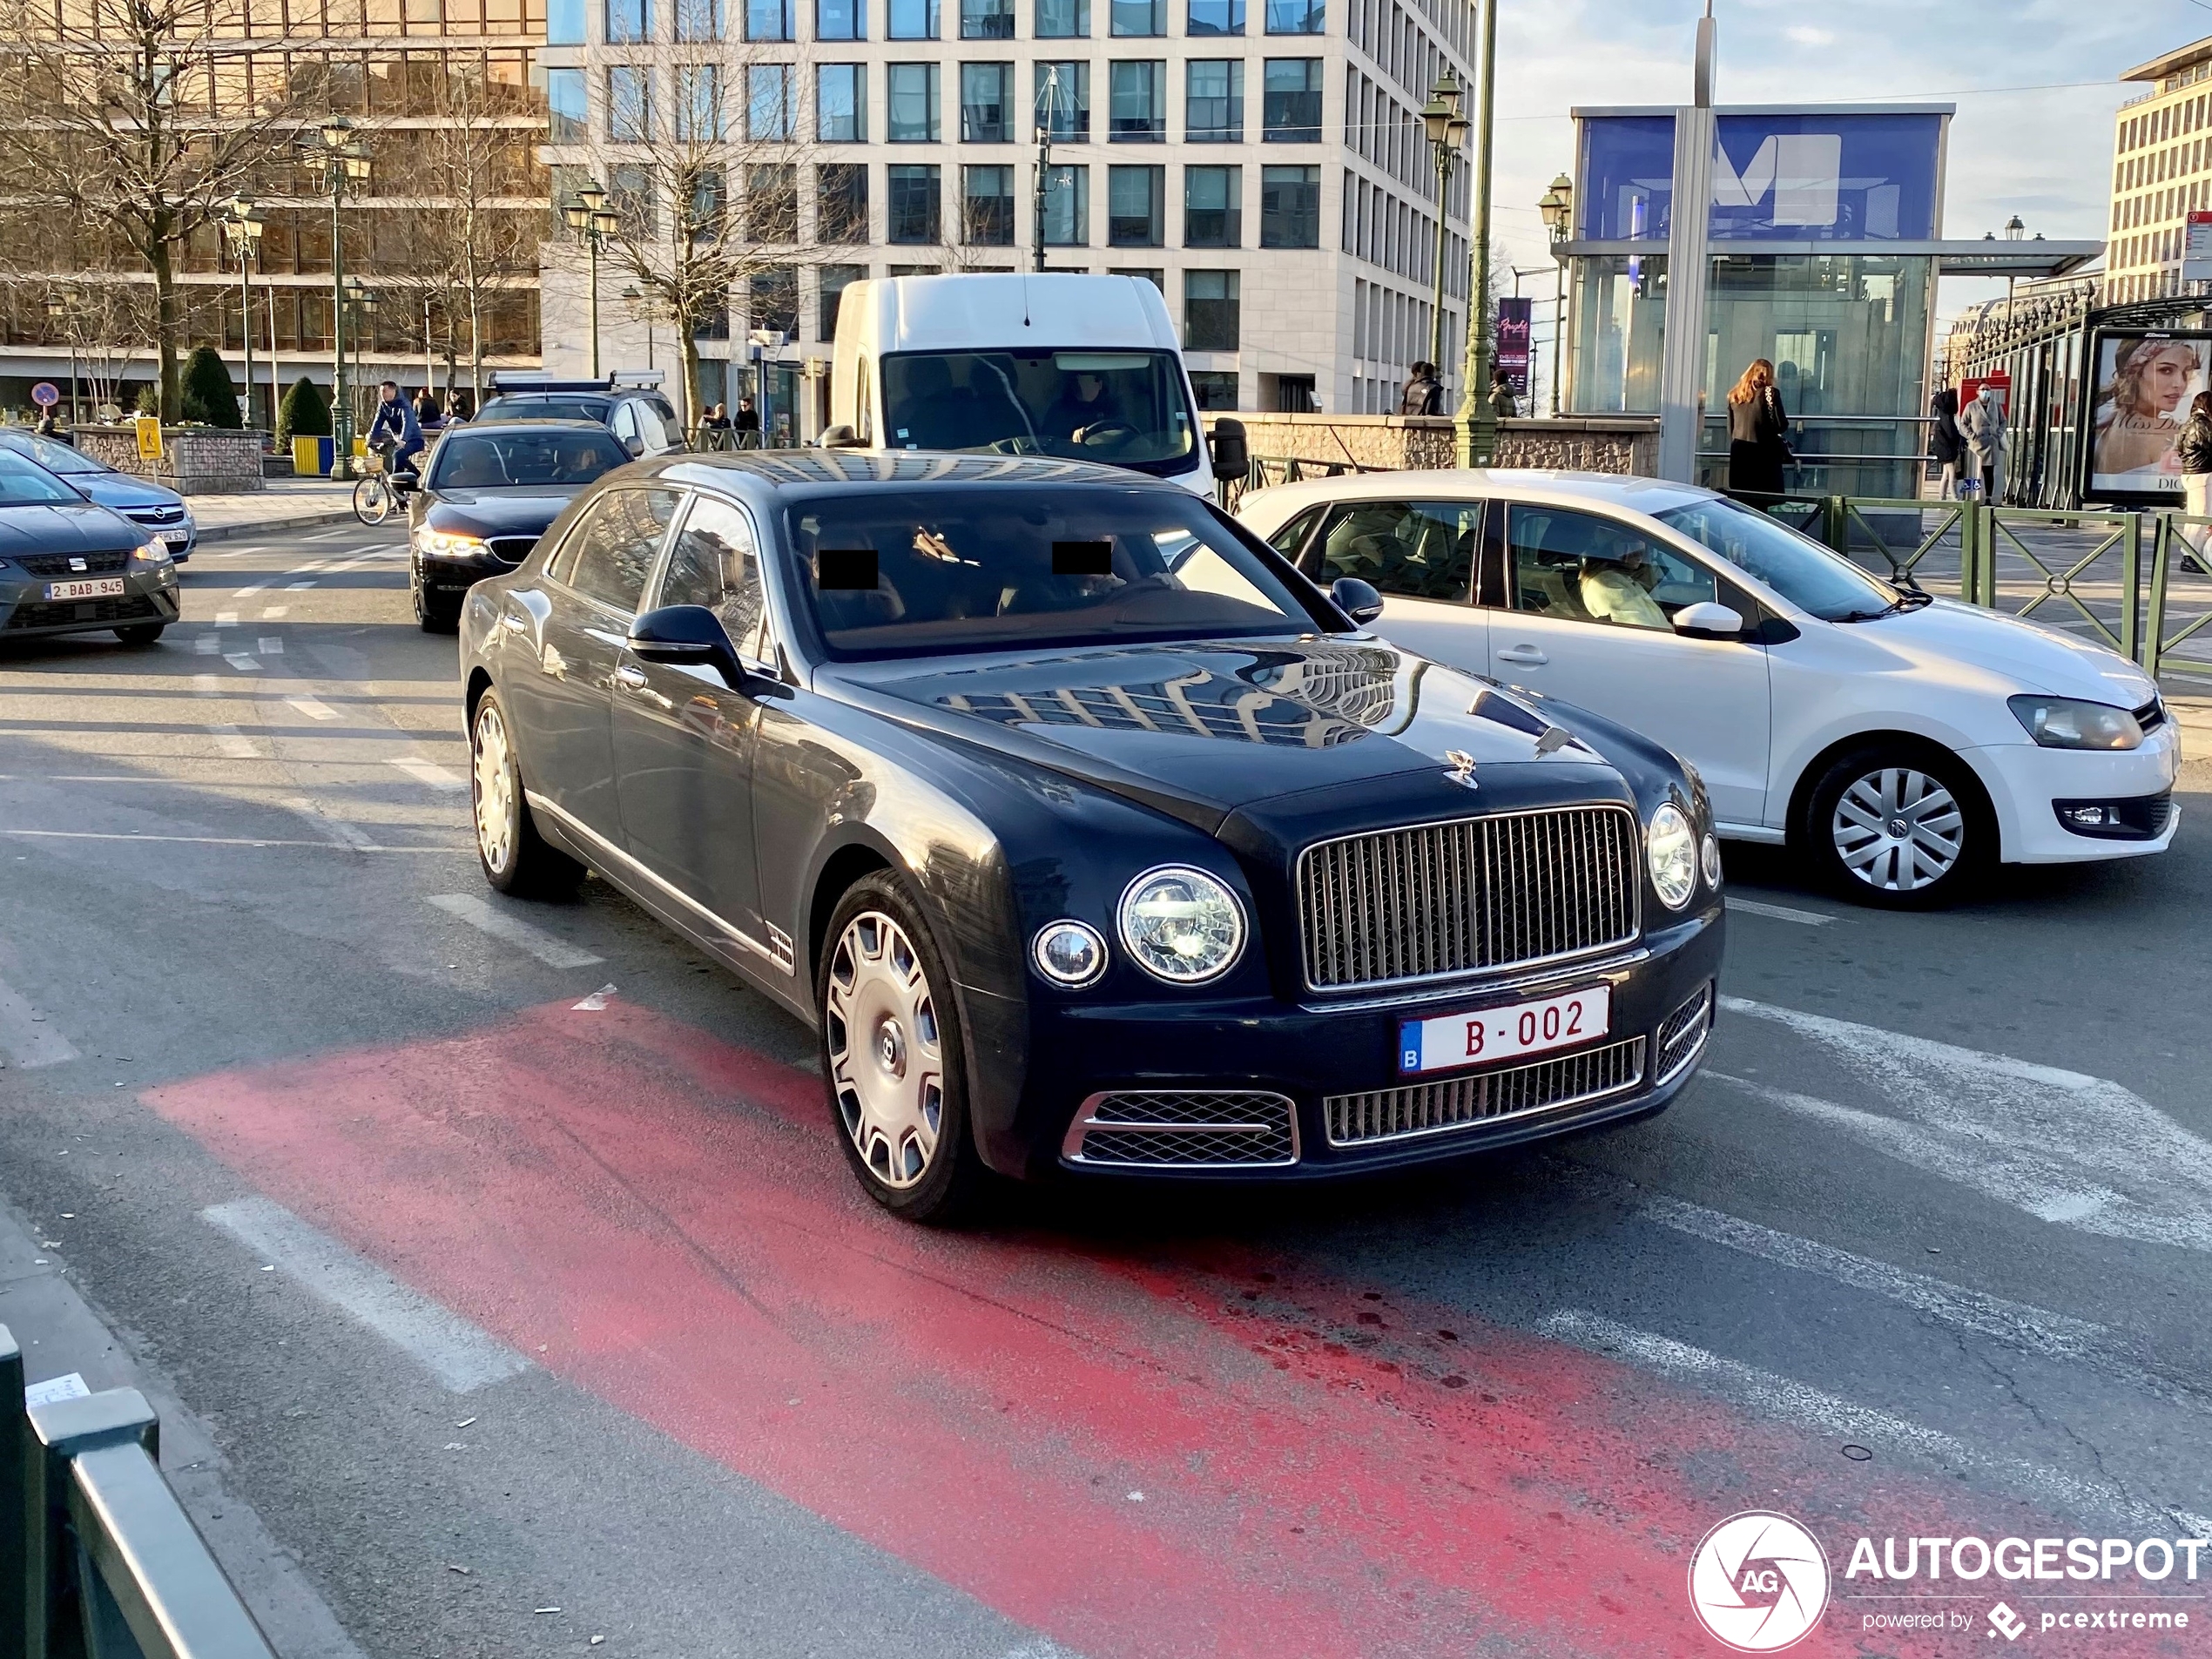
xmin=0 ymin=1326 xmax=274 ymax=1659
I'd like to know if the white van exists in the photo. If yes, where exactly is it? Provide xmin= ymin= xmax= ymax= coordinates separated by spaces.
xmin=825 ymin=273 xmax=1245 ymax=495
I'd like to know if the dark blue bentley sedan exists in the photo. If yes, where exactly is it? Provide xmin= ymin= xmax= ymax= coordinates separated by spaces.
xmin=456 ymin=453 xmax=1721 ymax=1222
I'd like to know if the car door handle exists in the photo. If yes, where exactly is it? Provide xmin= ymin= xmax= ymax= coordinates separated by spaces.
xmin=1496 ymin=644 xmax=1549 ymax=666
xmin=614 ymin=664 xmax=649 ymax=690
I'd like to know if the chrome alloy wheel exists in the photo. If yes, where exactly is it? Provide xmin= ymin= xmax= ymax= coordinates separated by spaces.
xmin=471 ymin=700 xmax=518 ymax=877
xmin=1831 ymin=766 xmax=1964 ymax=892
xmin=826 ymin=911 xmax=944 ymax=1190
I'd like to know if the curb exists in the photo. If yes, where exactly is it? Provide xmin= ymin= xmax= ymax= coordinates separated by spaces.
xmin=188 ymin=506 xmax=361 ymax=545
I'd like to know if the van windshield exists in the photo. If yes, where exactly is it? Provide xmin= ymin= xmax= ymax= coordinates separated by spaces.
xmin=880 ymin=349 xmax=1197 ymax=476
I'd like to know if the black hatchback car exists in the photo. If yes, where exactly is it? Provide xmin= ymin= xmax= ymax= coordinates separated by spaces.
xmin=0 ymin=448 xmax=179 ymax=646
xmin=457 ymin=454 xmax=1721 ymax=1221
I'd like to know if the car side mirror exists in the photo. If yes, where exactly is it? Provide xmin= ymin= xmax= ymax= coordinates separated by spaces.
xmin=819 ymin=423 xmax=864 ymax=449
xmin=622 ymin=436 xmax=645 ymax=457
xmin=629 ymin=604 xmax=745 ymax=685
xmin=1210 ymin=416 xmax=1249 ymax=482
xmin=1330 ymin=576 xmax=1386 ymax=626
xmin=1672 ymin=602 xmax=1745 ymax=641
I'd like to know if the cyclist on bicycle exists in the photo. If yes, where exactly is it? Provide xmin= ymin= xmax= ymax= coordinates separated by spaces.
xmin=367 ymin=380 xmax=423 ymax=484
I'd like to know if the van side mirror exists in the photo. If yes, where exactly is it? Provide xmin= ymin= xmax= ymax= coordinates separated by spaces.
xmin=819 ymin=423 xmax=863 ymax=449
xmin=1210 ymin=416 xmax=1248 ymax=482
xmin=628 ymin=604 xmax=744 ymax=685
xmin=1672 ymin=602 xmax=1744 ymax=641
xmin=1330 ymin=576 xmax=1385 ymax=626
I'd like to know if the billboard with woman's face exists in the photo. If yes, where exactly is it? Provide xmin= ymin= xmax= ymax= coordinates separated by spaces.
xmin=2087 ymin=332 xmax=2212 ymax=502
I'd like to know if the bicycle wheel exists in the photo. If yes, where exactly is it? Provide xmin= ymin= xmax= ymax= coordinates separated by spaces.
xmin=353 ymin=475 xmax=393 ymax=525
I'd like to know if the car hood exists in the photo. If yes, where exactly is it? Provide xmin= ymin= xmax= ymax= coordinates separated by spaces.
xmin=422 ymin=485 xmax=590 ymax=536
xmin=71 ymin=471 xmax=183 ymax=511
xmin=1851 ymin=598 xmax=2160 ymax=706
xmin=0 ymin=502 xmax=146 ymax=556
xmin=829 ymin=637 xmax=1645 ymax=835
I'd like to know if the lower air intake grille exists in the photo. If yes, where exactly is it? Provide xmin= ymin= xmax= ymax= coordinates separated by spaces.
xmin=1656 ymin=983 xmax=1714 ymax=1084
xmin=6 ymin=595 xmax=161 ymax=631
xmin=1064 ymin=1090 xmax=1298 ymax=1169
xmin=1325 ymin=1037 xmax=1645 ymax=1148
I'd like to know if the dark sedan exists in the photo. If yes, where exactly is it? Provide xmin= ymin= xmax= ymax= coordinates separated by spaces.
xmin=0 ymin=449 xmax=179 ymax=645
xmin=0 ymin=429 xmax=196 ymax=560
xmin=408 ymin=421 xmax=634 ymax=632
xmin=456 ymin=454 xmax=1721 ymax=1222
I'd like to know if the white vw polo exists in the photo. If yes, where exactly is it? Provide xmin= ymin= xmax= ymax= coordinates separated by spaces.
xmin=1239 ymin=471 xmax=2179 ymax=906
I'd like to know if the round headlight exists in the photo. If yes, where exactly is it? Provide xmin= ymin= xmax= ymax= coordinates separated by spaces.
xmin=1117 ymin=866 xmax=1246 ymax=984
xmin=1647 ymin=803 xmax=1697 ymax=911
xmin=1701 ymin=833 xmax=1723 ymax=892
xmin=1031 ymin=920 xmax=1108 ymax=988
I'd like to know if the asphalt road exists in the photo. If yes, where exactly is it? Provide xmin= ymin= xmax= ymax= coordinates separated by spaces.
xmin=0 ymin=525 xmax=2208 ymax=1659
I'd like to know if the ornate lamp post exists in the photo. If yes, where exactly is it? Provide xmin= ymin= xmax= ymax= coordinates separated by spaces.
xmin=43 ymin=294 xmax=78 ymax=428
xmin=1538 ymin=172 xmax=1573 ymax=416
xmin=300 ymin=118 xmax=372 ymax=475
xmin=220 ymin=197 xmax=266 ymax=429
xmin=1453 ymin=0 xmax=1500 ymax=466
xmin=563 ymin=181 xmax=617 ymax=377
xmin=1420 ymin=71 xmax=1470 ymax=376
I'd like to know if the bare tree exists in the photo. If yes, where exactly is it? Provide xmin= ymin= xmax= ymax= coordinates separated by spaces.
xmin=0 ymin=0 xmax=302 ymax=419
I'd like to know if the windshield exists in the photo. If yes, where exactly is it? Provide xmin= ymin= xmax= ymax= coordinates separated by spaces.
xmin=0 ymin=432 xmax=106 ymax=476
xmin=426 ymin=429 xmax=631 ymax=489
xmin=880 ymin=349 xmax=1197 ymax=476
xmin=1656 ymin=497 xmax=1904 ymax=621
xmin=0 ymin=450 xmax=84 ymax=505
xmin=787 ymin=484 xmax=1325 ymax=660
xmin=478 ymin=397 xmax=613 ymax=425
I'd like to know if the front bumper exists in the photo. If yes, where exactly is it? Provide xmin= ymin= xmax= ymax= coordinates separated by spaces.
xmin=1965 ymin=725 xmax=2182 ymax=864
xmin=1 ymin=568 xmax=179 ymax=637
xmin=416 ymin=544 xmax=523 ymax=600
xmin=978 ymin=904 xmax=1724 ymax=1182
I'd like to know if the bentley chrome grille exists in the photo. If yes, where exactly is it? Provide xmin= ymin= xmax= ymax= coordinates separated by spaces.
xmin=1325 ymin=1036 xmax=1646 ymax=1147
xmin=1296 ymin=805 xmax=1640 ymax=991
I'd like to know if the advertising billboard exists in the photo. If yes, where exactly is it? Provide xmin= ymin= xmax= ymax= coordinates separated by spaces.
xmin=2084 ymin=331 xmax=2212 ymax=505
xmin=1494 ymin=298 xmax=1532 ymax=398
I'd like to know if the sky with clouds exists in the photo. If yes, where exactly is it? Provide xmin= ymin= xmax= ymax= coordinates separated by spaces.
xmin=1483 ymin=0 xmax=2206 ymax=329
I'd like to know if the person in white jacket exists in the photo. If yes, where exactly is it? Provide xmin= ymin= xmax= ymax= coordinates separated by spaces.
xmin=1959 ymin=385 xmax=2008 ymax=503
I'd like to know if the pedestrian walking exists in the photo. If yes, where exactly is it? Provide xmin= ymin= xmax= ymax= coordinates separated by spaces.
xmin=2176 ymin=390 xmax=2212 ymax=572
xmin=1487 ymin=367 xmax=1517 ymax=421
xmin=1929 ymin=386 xmax=1963 ymax=500
xmin=1959 ymin=382 xmax=2008 ymax=506
xmin=1725 ymin=358 xmax=1791 ymax=497
xmin=1398 ymin=361 xmax=1442 ymax=415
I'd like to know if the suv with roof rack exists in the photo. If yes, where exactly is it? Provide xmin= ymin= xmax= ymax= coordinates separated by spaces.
xmin=473 ymin=372 xmax=688 ymax=459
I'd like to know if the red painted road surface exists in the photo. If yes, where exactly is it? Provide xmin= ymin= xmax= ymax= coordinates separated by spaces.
xmin=144 ymin=999 xmax=2141 ymax=1657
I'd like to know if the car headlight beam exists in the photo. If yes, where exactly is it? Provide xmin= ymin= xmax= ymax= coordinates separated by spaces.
xmin=1647 ymin=803 xmax=1698 ymax=911
xmin=129 ymin=539 xmax=170 ymax=564
xmin=417 ymin=528 xmax=487 ymax=558
xmin=2007 ymin=695 xmax=2144 ymax=751
xmin=1117 ymin=865 xmax=1246 ymax=984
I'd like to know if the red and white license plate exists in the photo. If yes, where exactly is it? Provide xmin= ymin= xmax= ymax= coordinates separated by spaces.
xmin=1399 ymin=986 xmax=1610 ymax=1076
xmin=44 ymin=578 xmax=124 ymax=601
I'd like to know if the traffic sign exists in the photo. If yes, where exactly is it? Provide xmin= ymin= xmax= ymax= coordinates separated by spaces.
xmin=30 ymin=382 xmax=59 ymax=408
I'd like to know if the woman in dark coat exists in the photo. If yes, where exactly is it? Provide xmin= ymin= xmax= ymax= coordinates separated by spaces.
xmin=1725 ymin=357 xmax=1791 ymax=496
xmin=1930 ymin=387 xmax=1963 ymax=498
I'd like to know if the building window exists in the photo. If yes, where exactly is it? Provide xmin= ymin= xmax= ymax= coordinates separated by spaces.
xmin=608 ymin=65 xmax=651 ymax=142
xmin=961 ymin=0 xmax=1015 ymax=36
xmin=819 ymin=162 xmax=869 ymax=239
xmin=610 ymin=164 xmax=657 ymax=235
xmin=1109 ymin=0 xmax=1162 ymax=32
xmin=747 ymin=64 xmax=792 ymax=138
xmin=688 ymin=165 xmax=729 ymax=236
xmin=817 ymin=0 xmax=865 ymax=38
xmin=1260 ymin=163 xmax=1318 ymax=245
xmin=747 ymin=163 xmax=798 ymax=239
xmin=1035 ymin=0 xmax=1087 ymax=34
xmin=1041 ymin=162 xmax=1088 ymax=243
xmin=1187 ymin=0 xmax=1240 ymax=32
xmin=1263 ymin=0 xmax=1318 ymax=30
xmin=887 ymin=63 xmax=941 ymax=140
xmin=1108 ymin=165 xmax=1164 ymax=245
xmin=819 ymin=263 xmax=865 ymax=339
xmin=961 ymin=63 xmax=1011 ymax=140
xmin=606 ymin=0 xmax=650 ymax=41
xmin=745 ymin=0 xmax=792 ymax=36
xmin=1184 ymin=59 xmax=1242 ymax=140
xmin=1184 ymin=268 xmax=1238 ymax=349
xmin=964 ymin=163 xmax=1015 ymax=242
xmin=1109 ymin=60 xmax=1165 ymax=141
xmin=676 ymin=64 xmax=723 ymax=139
xmin=751 ymin=266 xmax=799 ymax=337
xmin=1184 ymin=164 xmax=1240 ymax=246
xmin=817 ymin=64 xmax=867 ymax=140
xmin=675 ymin=0 xmax=723 ymax=38
xmin=888 ymin=164 xmax=942 ymax=240
xmin=1262 ymin=57 xmax=1320 ymax=140
xmin=888 ymin=0 xmax=939 ymax=32
xmin=546 ymin=68 xmax=588 ymax=143
xmin=1035 ymin=61 xmax=1089 ymax=139
xmin=550 ymin=0 xmax=584 ymax=44
xmin=1189 ymin=368 xmax=1238 ymax=408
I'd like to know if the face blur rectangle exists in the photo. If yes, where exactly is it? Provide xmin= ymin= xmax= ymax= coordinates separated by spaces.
xmin=1051 ymin=540 xmax=1112 ymax=575
xmin=816 ymin=547 xmax=880 ymax=589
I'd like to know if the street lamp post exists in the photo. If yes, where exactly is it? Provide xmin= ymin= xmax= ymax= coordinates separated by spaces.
xmin=300 ymin=118 xmax=372 ymax=476
xmin=563 ymin=182 xmax=616 ymax=378
xmin=1420 ymin=71 xmax=1471 ymax=378
xmin=43 ymin=295 xmax=78 ymax=428
xmin=1538 ymin=172 xmax=1573 ymax=416
xmin=221 ymin=198 xmax=266 ymax=429
xmin=1453 ymin=0 xmax=1500 ymax=466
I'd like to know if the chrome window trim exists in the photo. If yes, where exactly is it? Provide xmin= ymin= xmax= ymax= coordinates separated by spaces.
xmin=1060 ymin=1087 xmax=1300 ymax=1167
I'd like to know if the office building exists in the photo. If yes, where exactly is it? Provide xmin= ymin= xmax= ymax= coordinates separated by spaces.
xmin=2107 ymin=36 xmax=2212 ymax=304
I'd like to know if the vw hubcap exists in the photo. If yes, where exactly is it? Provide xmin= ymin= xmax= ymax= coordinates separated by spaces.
xmin=1832 ymin=767 xmax=1963 ymax=891
xmin=471 ymin=704 xmax=516 ymax=875
xmin=826 ymin=912 xmax=943 ymax=1190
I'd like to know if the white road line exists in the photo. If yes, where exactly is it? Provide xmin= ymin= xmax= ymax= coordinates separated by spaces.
xmin=194 ymin=636 xmax=221 ymax=655
xmin=191 ymin=673 xmax=220 ymax=695
xmin=1 ymin=829 xmax=470 ymax=853
xmin=1724 ymin=896 xmax=1837 ymax=927
xmin=426 ymin=894 xmax=604 ymax=968
xmin=201 ymin=1197 xmax=529 ymax=1394
xmin=282 ymin=799 xmax=374 ymax=850
xmin=1537 ymin=1310 xmax=2209 ymax=1535
xmin=213 ymin=610 xmax=237 ymax=627
xmin=389 ymin=757 xmax=464 ymax=791
xmin=258 ymin=637 xmax=284 ymax=655
xmin=206 ymin=725 xmax=260 ymax=759
xmin=233 ymin=583 xmax=266 ymax=597
xmin=224 ymin=654 xmax=261 ymax=672
xmin=283 ymin=580 xmax=316 ymax=591
xmin=0 ymin=973 xmax=80 ymax=1069
xmin=1720 ymin=998 xmax=2212 ymax=1254
xmin=290 ymin=561 xmax=327 ymax=574
xmin=260 ymin=606 xmax=288 ymax=619
xmin=287 ymin=698 xmax=339 ymax=722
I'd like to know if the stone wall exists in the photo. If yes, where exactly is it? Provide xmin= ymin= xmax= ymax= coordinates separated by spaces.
xmin=71 ymin=426 xmax=266 ymax=495
xmin=1213 ymin=413 xmax=1662 ymax=479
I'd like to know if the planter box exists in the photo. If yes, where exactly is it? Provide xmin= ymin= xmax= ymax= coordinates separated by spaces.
xmin=71 ymin=426 xmax=267 ymax=496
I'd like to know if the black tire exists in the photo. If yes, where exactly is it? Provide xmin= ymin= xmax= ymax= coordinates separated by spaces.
xmin=113 ymin=624 xmax=165 ymax=646
xmin=469 ymin=689 xmax=583 ymax=899
xmin=1801 ymin=743 xmax=1992 ymax=909
xmin=353 ymin=476 xmax=393 ymax=525
xmin=817 ymin=872 xmax=988 ymax=1224
xmin=410 ymin=559 xmax=459 ymax=634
